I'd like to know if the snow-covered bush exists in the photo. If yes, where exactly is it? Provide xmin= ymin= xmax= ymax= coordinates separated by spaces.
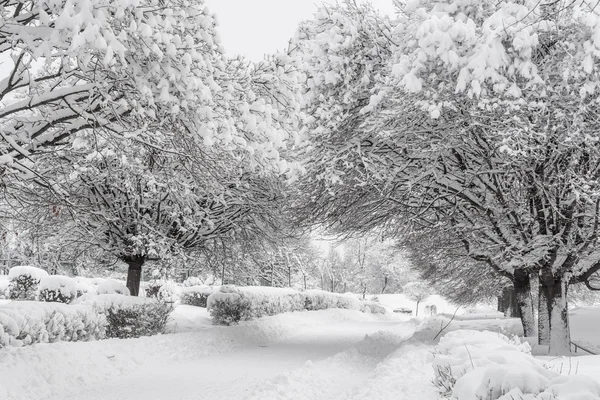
xmin=145 ymin=279 xmax=180 ymax=303
xmin=208 ymin=290 xmax=253 ymax=325
xmin=433 ymin=330 xmax=535 ymax=397
xmin=38 ymin=275 xmax=77 ymax=304
xmin=97 ymin=280 xmax=130 ymax=296
xmin=207 ymin=286 xmax=374 ymax=325
xmin=74 ymin=278 xmax=97 ymax=297
xmin=304 ymin=290 xmax=361 ymax=311
xmin=145 ymin=280 xmax=162 ymax=298
xmin=207 ymin=286 xmax=304 ymax=325
xmin=8 ymin=266 xmax=48 ymax=300
xmin=182 ymin=276 xmax=204 ymax=287
xmin=432 ymin=330 xmax=600 ymax=400
xmin=337 ymin=292 xmax=362 ymax=310
xmin=360 ymin=301 xmax=386 ymax=314
xmin=0 ymin=301 xmax=106 ymax=347
xmin=158 ymin=280 xmax=180 ymax=303
xmin=180 ymin=285 xmax=216 ymax=307
xmin=76 ymin=294 xmax=173 ymax=338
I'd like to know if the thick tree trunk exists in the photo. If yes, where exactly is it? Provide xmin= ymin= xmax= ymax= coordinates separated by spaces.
xmin=540 ymin=273 xmax=571 ymax=355
xmin=124 ymin=255 xmax=146 ymax=296
xmin=514 ymin=272 xmax=536 ymax=337
xmin=415 ymin=299 xmax=420 ymax=316
xmin=538 ymin=277 xmax=550 ymax=346
xmin=498 ymin=286 xmax=520 ymax=318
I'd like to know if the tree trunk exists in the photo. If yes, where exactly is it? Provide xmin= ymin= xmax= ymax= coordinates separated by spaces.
xmin=514 ymin=272 xmax=536 ymax=337
xmin=381 ymin=276 xmax=388 ymax=294
xmin=499 ymin=286 xmax=520 ymax=318
xmin=124 ymin=255 xmax=146 ymax=296
xmin=540 ymin=273 xmax=571 ymax=355
xmin=538 ymin=276 xmax=550 ymax=346
xmin=415 ymin=299 xmax=420 ymax=316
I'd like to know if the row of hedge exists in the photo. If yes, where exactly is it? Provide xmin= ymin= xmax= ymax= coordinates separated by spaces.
xmin=0 ymin=295 xmax=173 ymax=348
xmin=206 ymin=286 xmax=386 ymax=325
xmin=1 ymin=266 xmax=131 ymax=303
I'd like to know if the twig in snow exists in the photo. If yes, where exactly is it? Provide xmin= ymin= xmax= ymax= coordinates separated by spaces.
xmin=433 ymin=307 xmax=460 ymax=340
xmin=464 ymin=344 xmax=475 ymax=369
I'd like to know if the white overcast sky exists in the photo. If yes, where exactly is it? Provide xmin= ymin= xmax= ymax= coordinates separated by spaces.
xmin=205 ymin=0 xmax=396 ymax=61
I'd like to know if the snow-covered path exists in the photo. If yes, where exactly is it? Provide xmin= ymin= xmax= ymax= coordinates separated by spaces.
xmin=14 ymin=309 xmax=437 ymax=400
xmin=52 ymin=319 xmax=405 ymax=400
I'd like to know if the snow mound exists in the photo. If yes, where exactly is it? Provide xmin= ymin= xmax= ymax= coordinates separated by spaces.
xmin=355 ymin=327 xmax=416 ymax=358
xmin=435 ymin=330 xmax=600 ymax=400
xmin=180 ymin=285 xmax=215 ymax=295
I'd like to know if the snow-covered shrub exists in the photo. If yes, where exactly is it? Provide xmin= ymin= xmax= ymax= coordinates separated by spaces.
xmin=337 ymin=292 xmax=362 ymax=310
xmin=38 ymin=275 xmax=77 ymax=303
xmin=180 ymin=285 xmax=216 ymax=307
xmin=182 ymin=276 xmax=203 ymax=287
xmin=96 ymin=279 xmax=130 ymax=295
xmin=8 ymin=266 xmax=48 ymax=300
xmin=303 ymin=290 xmax=337 ymax=310
xmin=105 ymin=301 xmax=173 ymax=338
xmin=208 ymin=291 xmax=253 ymax=325
xmin=207 ymin=286 xmax=251 ymax=325
xmin=74 ymin=278 xmax=97 ymax=297
xmin=360 ymin=301 xmax=387 ymax=314
xmin=429 ymin=330 xmax=600 ymax=400
xmin=145 ymin=280 xmax=180 ymax=303
xmin=207 ymin=286 xmax=366 ymax=325
xmin=157 ymin=280 xmax=180 ymax=303
xmin=145 ymin=280 xmax=162 ymax=298
xmin=304 ymin=290 xmax=361 ymax=311
xmin=249 ymin=287 xmax=305 ymax=316
xmin=0 ymin=301 xmax=106 ymax=347
xmin=77 ymin=294 xmax=173 ymax=338
xmin=433 ymin=330 xmax=533 ymax=396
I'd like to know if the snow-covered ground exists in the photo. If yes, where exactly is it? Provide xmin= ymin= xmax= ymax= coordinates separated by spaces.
xmin=1 ymin=308 xmax=411 ymax=400
xmin=1 ymin=302 xmax=599 ymax=400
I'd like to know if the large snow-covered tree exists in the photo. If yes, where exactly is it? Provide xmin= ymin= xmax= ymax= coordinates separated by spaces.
xmin=294 ymin=0 xmax=600 ymax=355
xmin=401 ymin=230 xmax=510 ymax=307
xmin=0 ymin=0 xmax=304 ymax=294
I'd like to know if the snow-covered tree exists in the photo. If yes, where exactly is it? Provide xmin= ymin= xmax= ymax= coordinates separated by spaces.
xmin=0 ymin=0 xmax=304 ymax=294
xmin=294 ymin=0 xmax=600 ymax=355
xmin=343 ymin=235 xmax=415 ymax=296
xmin=402 ymin=281 xmax=433 ymax=316
xmin=401 ymin=230 xmax=510 ymax=306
